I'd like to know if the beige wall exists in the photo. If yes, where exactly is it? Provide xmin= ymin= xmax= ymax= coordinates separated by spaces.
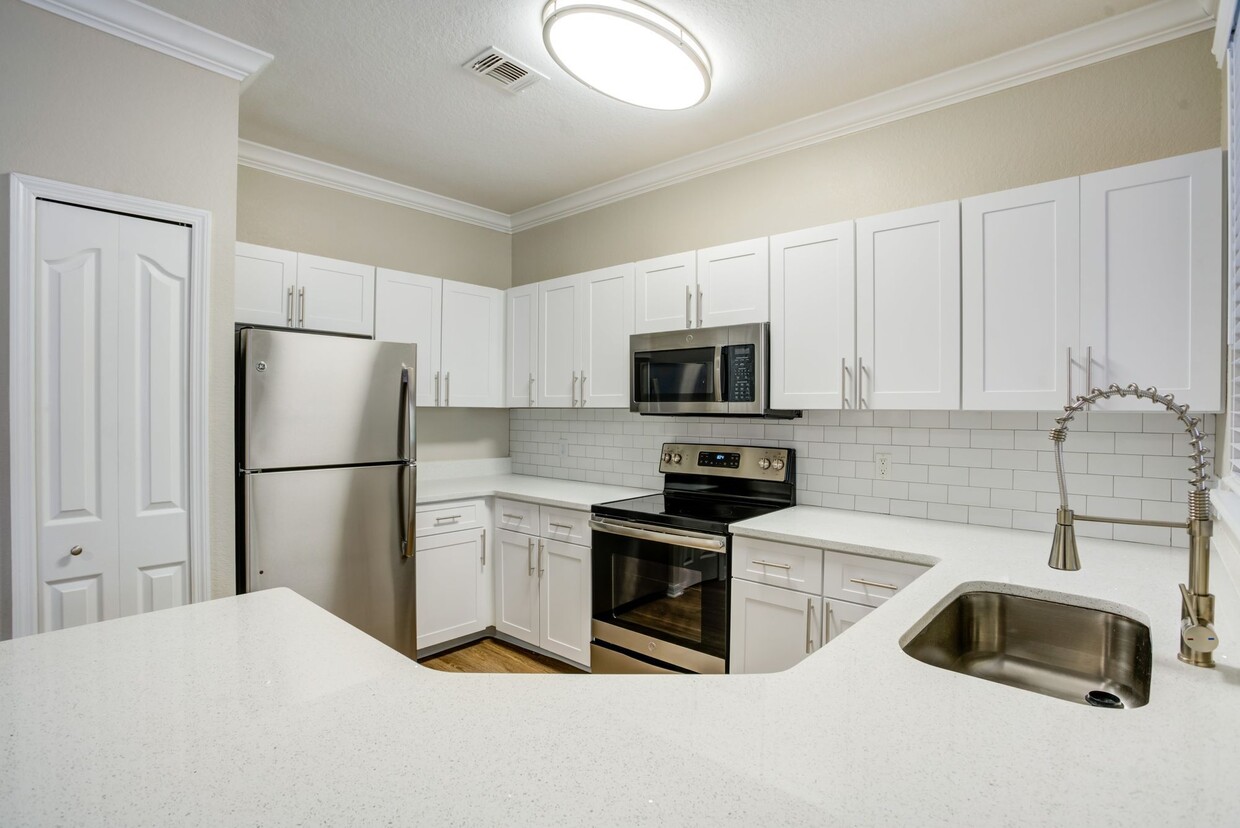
xmin=237 ymin=166 xmax=512 ymax=461
xmin=0 ymin=0 xmax=241 ymax=624
xmin=513 ymin=32 xmax=1222 ymax=283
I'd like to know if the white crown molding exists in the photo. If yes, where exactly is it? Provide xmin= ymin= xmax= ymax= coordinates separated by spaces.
xmin=509 ymin=0 xmax=1214 ymax=232
xmin=237 ymin=140 xmax=513 ymax=233
xmin=20 ymin=0 xmax=272 ymax=84
xmin=1215 ymin=0 xmax=1238 ymax=62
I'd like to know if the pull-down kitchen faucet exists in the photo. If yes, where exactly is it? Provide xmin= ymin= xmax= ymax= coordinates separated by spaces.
xmin=1048 ymin=383 xmax=1219 ymax=667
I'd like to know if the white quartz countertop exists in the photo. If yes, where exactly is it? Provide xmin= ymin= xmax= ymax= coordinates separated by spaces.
xmin=3 ymin=506 xmax=1239 ymax=826
xmin=416 ymin=472 xmax=654 ymax=510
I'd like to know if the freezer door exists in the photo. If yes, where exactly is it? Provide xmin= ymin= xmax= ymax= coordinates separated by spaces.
xmin=243 ymin=463 xmax=417 ymax=658
xmin=240 ymin=328 xmax=417 ymax=469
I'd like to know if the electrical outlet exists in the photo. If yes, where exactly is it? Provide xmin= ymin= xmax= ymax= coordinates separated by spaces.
xmin=876 ymin=452 xmax=892 ymax=480
xmin=559 ymin=437 xmax=569 ymax=457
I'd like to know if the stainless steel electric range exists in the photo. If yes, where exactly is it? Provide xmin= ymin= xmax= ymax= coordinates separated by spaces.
xmin=589 ymin=443 xmax=796 ymax=674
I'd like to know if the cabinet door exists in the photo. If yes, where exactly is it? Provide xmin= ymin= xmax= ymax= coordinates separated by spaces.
xmin=35 ymin=201 xmax=121 ymax=631
xmin=823 ymin=598 xmax=873 ymax=644
xmin=416 ymin=528 xmax=487 ymax=650
xmin=857 ymin=201 xmax=961 ymax=410
xmin=729 ymin=579 xmax=822 ymax=674
xmin=374 ymin=269 xmax=441 ymax=406
xmin=962 ymin=179 xmax=1080 ymax=410
xmin=697 ymin=237 xmax=769 ymax=328
xmin=578 ymin=263 xmax=634 ymax=408
xmin=1080 ymin=149 xmax=1223 ymax=412
xmin=504 ymin=284 xmax=539 ymax=407
xmin=117 ymin=214 xmax=192 ymax=618
xmin=494 ymin=529 xmax=539 ymax=646
xmin=537 ymin=275 xmax=581 ymax=407
xmin=539 ymin=539 xmax=591 ymax=667
xmin=235 ymin=242 xmax=296 ymax=327
xmin=296 ymin=253 xmax=376 ymax=336
xmin=634 ymin=250 xmax=696 ymax=333
xmin=440 ymin=280 xmax=503 ymax=407
xmin=769 ymin=223 xmax=856 ymax=409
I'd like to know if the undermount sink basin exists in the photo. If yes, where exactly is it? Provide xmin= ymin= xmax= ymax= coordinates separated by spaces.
xmin=902 ymin=590 xmax=1152 ymax=709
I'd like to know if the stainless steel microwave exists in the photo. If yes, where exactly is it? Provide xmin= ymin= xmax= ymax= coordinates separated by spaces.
xmin=630 ymin=323 xmax=799 ymax=418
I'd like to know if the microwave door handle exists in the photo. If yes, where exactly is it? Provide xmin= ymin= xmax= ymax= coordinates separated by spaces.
xmin=714 ymin=348 xmax=725 ymax=403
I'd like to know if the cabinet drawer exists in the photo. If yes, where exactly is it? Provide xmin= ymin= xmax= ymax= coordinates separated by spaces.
xmin=822 ymin=550 xmax=926 ymax=607
xmin=541 ymin=506 xmax=590 ymax=546
xmin=733 ymin=537 xmax=823 ymax=594
xmin=416 ymin=500 xmax=484 ymax=537
xmin=495 ymin=499 xmax=540 ymax=535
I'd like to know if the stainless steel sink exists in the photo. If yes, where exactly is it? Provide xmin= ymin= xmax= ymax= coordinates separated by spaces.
xmin=902 ymin=590 xmax=1152 ymax=708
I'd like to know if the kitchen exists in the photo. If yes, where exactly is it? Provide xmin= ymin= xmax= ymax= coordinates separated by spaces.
xmin=3 ymin=0 xmax=1239 ymax=823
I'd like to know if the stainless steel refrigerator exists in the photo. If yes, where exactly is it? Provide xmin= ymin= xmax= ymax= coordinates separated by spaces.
xmin=236 ymin=328 xmax=418 ymax=658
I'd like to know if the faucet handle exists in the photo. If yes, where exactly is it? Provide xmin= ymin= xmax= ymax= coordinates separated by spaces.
xmin=1179 ymin=583 xmax=1219 ymax=655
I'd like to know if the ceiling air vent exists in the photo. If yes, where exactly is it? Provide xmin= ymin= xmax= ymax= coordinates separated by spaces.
xmin=464 ymin=46 xmax=546 ymax=93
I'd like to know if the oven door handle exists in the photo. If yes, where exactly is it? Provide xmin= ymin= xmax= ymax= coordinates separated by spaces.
xmin=588 ymin=518 xmax=726 ymax=552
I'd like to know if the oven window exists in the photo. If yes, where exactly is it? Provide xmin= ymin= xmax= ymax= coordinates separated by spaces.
xmin=592 ymin=531 xmax=727 ymax=659
xmin=634 ymin=347 xmax=716 ymax=403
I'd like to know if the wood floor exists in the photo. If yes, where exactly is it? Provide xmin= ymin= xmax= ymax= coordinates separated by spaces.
xmin=419 ymin=638 xmax=584 ymax=675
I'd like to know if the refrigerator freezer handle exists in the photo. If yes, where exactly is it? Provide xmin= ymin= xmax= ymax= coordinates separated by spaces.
xmin=401 ymin=365 xmax=416 ymax=462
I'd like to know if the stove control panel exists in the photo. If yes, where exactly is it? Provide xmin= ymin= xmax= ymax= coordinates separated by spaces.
xmin=659 ymin=443 xmax=792 ymax=481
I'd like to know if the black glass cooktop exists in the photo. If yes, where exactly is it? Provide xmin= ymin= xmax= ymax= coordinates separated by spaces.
xmin=591 ymin=493 xmax=787 ymax=534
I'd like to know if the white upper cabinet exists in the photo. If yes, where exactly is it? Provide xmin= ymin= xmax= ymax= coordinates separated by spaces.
xmin=374 ymin=269 xmax=441 ymax=406
xmin=769 ymin=222 xmax=856 ymax=410
xmin=374 ymin=270 xmax=503 ymax=407
xmin=634 ymin=250 xmax=696 ymax=333
xmin=504 ymin=284 xmax=539 ymax=408
xmin=538 ymin=275 xmax=581 ymax=407
xmin=696 ymin=237 xmax=769 ymax=328
xmin=235 ymin=243 xmax=297 ymax=328
xmin=440 ymin=280 xmax=504 ymax=407
xmin=295 ymin=253 xmax=376 ymax=336
xmin=962 ymin=178 xmax=1080 ymax=410
xmin=857 ymin=201 xmax=961 ymax=410
xmin=1080 ymin=149 xmax=1223 ymax=412
xmin=578 ymin=263 xmax=635 ymax=407
xmin=235 ymin=244 xmax=375 ymax=336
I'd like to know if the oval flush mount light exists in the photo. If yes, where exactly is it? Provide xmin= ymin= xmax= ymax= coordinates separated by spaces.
xmin=542 ymin=0 xmax=712 ymax=110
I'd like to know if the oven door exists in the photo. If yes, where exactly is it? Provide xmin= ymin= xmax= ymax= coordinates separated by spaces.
xmin=590 ymin=517 xmax=729 ymax=674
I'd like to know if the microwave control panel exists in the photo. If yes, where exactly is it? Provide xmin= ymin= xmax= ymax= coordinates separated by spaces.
xmin=659 ymin=443 xmax=792 ymax=481
xmin=723 ymin=345 xmax=756 ymax=402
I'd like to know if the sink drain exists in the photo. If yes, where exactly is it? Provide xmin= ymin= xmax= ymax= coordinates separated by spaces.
xmin=1085 ymin=690 xmax=1124 ymax=709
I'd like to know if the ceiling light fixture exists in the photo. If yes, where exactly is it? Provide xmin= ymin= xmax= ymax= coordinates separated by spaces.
xmin=541 ymin=0 xmax=712 ymax=111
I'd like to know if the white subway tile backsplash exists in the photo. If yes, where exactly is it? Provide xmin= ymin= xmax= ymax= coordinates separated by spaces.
xmin=510 ymin=409 xmax=1215 ymax=548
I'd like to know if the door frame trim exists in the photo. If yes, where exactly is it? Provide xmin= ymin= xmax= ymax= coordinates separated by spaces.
xmin=8 ymin=173 xmax=213 ymax=637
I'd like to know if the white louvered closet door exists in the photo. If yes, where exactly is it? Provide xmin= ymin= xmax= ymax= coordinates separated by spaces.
xmin=35 ymin=200 xmax=191 ymax=631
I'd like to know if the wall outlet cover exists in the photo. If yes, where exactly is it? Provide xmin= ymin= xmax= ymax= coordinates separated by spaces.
xmin=876 ymin=452 xmax=892 ymax=479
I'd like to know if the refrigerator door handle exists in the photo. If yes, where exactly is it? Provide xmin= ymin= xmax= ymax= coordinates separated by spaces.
xmin=400 ymin=365 xmax=415 ymax=461
xmin=400 ymin=463 xmax=416 ymax=559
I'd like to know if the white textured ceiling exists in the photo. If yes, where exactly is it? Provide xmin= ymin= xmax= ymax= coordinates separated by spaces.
xmin=145 ymin=0 xmax=1161 ymax=214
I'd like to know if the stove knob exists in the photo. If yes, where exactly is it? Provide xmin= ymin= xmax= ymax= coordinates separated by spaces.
xmin=671 ymin=453 xmax=682 ymax=464
xmin=772 ymin=458 xmax=785 ymax=471
xmin=662 ymin=452 xmax=672 ymax=464
xmin=757 ymin=458 xmax=771 ymax=470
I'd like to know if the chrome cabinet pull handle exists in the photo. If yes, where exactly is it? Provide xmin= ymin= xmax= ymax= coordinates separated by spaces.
xmin=434 ymin=514 xmax=462 ymax=524
xmin=502 ymin=513 xmax=524 ymax=523
xmin=435 ymin=371 xmax=441 ymax=406
xmin=1085 ymin=345 xmax=1093 ymax=393
xmin=580 ymin=372 xmax=587 ymax=407
xmin=445 ymin=372 xmax=450 ymax=406
xmin=480 ymin=529 xmax=486 ymax=566
xmin=69 ymin=545 xmax=83 ymax=557
xmin=696 ymin=284 xmax=703 ymax=327
xmin=685 ymin=286 xmax=692 ymax=328
xmin=752 ymin=559 xmax=792 ymax=570
xmin=805 ymin=598 xmax=814 ymax=654
xmin=549 ymin=522 xmax=573 ymax=532
xmin=1066 ymin=346 xmax=1073 ymax=404
xmin=528 ymin=373 xmax=534 ymax=407
xmin=286 ymin=286 xmax=294 ymax=326
xmin=841 ymin=358 xmax=851 ymax=408
xmin=298 ymin=286 xmax=306 ymax=327
xmin=527 ymin=538 xmax=534 ymax=575
xmin=849 ymin=577 xmax=898 ymax=591
xmin=857 ymin=357 xmax=866 ymax=409
xmin=571 ymin=371 xmax=578 ymax=407
xmin=538 ymin=540 xmax=545 ymax=577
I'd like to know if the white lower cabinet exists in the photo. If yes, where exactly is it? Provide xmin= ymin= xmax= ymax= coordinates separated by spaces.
xmin=539 ymin=539 xmax=591 ymax=664
xmin=415 ymin=526 xmax=490 ymax=650
xmin=495 ymin=528 xmax=540 ymax=643
xmin=730 ymin=579 xmax=822 ymax=675
xmin=729 ymin=539 xmax=926 ymax=674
